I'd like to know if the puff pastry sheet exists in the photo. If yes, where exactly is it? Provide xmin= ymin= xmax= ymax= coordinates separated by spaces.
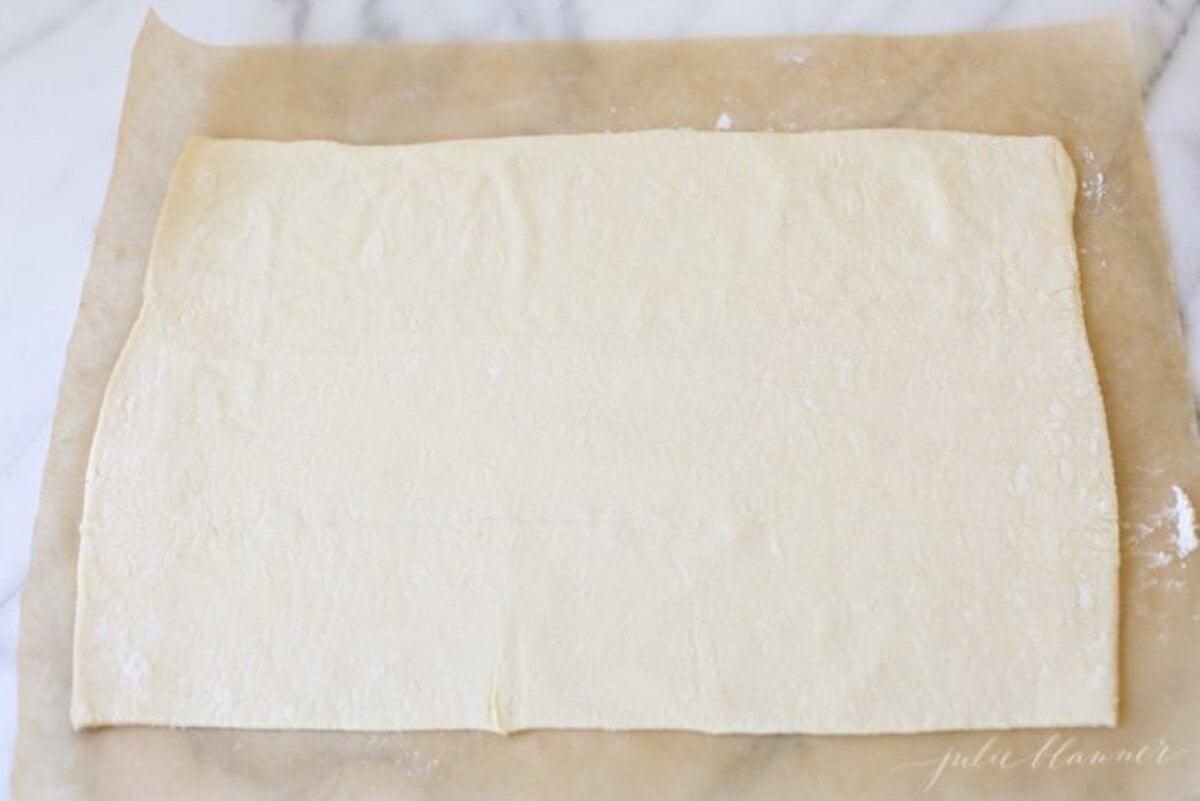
xmin=72 ymin=131 xmax=1117 ymax=734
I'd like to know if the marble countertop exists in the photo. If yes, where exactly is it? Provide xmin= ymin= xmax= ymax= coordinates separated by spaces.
xmin=1 ymin=0 xmax=1197 ymax=795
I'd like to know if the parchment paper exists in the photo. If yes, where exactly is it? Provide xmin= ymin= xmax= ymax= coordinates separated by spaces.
xmin=13 ymin=13 xmax=1200 ymax=800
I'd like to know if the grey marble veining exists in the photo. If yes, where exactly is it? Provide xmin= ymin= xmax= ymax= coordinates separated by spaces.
xmin=1 ymin=1 xmax=1197 ymax=796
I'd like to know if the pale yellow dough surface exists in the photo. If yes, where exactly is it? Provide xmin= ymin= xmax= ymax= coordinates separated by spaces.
xmin=73 ymin=130 xmax=1117 ymax=734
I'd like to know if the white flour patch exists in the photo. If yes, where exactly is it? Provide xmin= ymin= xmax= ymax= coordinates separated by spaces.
xmin=1079 ymin=145 xmax=1106 ymax=208
xmin=1012 ymin=463 xmax=1031 ymax=495
xmin=1077 ymin=583 xmax=1095 ymax=611
xmin=837 ymin=358 xmax=856 ymax=388
xmin=1124 ymin=484 xmax=1197 ymax=567
xmin=1149 ymin=550 xmax=1174 ymax=567
xmin=1170 ymin=485 xmax=1197 ymax=558
xmin=487 ymin=349 xmax=506 ymax=378
xmin=1085 ymin=664 xmax=1108 ymax=690
xmin=394 ymin=750 xmax=441 ymax=779
xmin=120 ymin=650 xmax=149 ymax=688
xmin=1081 ymin=171 xmax=1106 ymax=204
xmin=774 ymin=46 xmax=813 ymax=64
xmin=715 ymin=112 xmax=733 ymax=130
xmin=360 ymin=227 xmax=384 ymax=265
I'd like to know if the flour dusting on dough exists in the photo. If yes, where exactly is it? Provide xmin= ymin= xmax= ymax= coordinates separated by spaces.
xmin=715 ymin=112 xmax=733 ymax=130
xmin=1012 ymin=464 xmax=1031 ymax=495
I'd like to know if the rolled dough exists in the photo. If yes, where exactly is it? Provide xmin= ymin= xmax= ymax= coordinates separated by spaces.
xmin=73 ymin=130 xmax=1117 ymax=734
